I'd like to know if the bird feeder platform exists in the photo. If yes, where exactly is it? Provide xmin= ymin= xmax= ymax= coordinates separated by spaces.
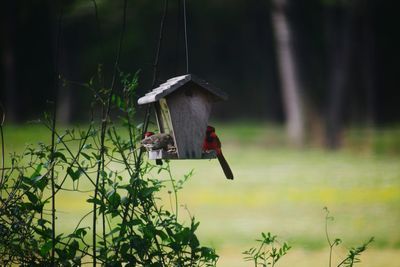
xmin=148 ymin=149 xmax=217 ymax=160
xmin=138 ymin=74 xmax=228 ymax=160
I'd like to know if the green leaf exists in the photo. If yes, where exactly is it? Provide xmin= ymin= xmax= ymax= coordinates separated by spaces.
xmin=87 ymin=197 xmax=103 ymax=206
xmin=34 ymin=176 xmax=48 ymax=191
xmin=156 ymin=230 xmax=169 ymax=241
xmin=40 ymin=240 xmax=53 ymax=256
xmin=190 ymin=234 xmax=200 ymax=248
xmin=82 ymin=144 xmax=92 ymax=150
xmin=80 ymin=152 xmax=91 ymax=160
xmin=76 ymin=227 xmax=88 ymax=238
xmin=67 ymin=167 xmax=81 ymax=181
xmin=92 ymin=152 xmax=101 ymax=161
xmin=106 ymin=189 xmax=116 ymax=197
xmin=120 ymin=243 xmax=130 ymax=257
xmin=68 ymin=240 xmax=79 ymax=259
xmin=108 ymin=191 xmax=121 ymax=210
xmin=106 ymin=227 xmax=121 ymax=237
xmin=30 ymin=164 xmax=43 ymax=178
xmin=55 ymin=247 xmax=68 ymax=261
xmin=31 ymin=175 xmax=43 ymax=183
xmin=142 ymin=186 xmax=158 ymax=198
xmin=38 ymin=218 xmax=50 ymax=227
xmin=100 ymin=170 xmax=107 ymax=179
xmin=68 ymin=227 xmax=89 ymax=239
xmin=116 ymin=96 xmax=122 ymax=109
xmin=136 ymin=123 xmax=144 ymax=130
xmin=52 ymin=151 xmax=67 ymax=162
xmin=129 ymin=219 xmax=143 ymax=226
xmin=25 ymin=191 xmax=39 ymax=204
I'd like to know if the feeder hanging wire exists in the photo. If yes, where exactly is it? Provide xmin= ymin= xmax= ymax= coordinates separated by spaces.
xmin=183 ymin=0 xmax=189 ymax=74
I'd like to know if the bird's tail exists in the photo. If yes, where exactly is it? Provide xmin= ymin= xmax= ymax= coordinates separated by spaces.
xmin=217 ymin=152 xmax=234 ymax=180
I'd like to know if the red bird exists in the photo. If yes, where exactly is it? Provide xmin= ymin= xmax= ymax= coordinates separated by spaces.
xmin=203 ymin=126 xmax=234 ymax=180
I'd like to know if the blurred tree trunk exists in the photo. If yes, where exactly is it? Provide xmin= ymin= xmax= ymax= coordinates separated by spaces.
xmin=48 ymin=2 xmax=72 ymax=124
xmin=1 ymin=1 xmax=18 ymax=122
xmin=56 ymin=44 xmax=72 ymax=124
xmin=325 ymin=4 xmax=353 ymax=149
xmin=271 ymin=0 xmax=304 ymax=147
xmin=360 ymin=0 xmax=376 ymax=126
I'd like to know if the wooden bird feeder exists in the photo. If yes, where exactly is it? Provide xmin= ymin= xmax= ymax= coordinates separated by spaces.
xmin=138 ymin=74 xmax=228 ymax=160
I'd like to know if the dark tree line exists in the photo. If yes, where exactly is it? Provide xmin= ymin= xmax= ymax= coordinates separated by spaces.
xmin=1 ymin=0 xmax=400 ymax=147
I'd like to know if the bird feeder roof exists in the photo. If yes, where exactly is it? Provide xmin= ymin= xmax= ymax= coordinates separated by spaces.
xmin=137 ymin=74 xmax=228 ymax=105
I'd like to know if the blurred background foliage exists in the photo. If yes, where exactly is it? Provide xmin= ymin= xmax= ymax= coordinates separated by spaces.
xmin=1 ymin=0 xmax=400 ymax=147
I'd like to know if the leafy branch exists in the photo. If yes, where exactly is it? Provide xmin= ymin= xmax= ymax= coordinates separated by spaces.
xmin=324 ymin=207 xmax=374 ymax=267
xmin=243 ymin=232 xmax=291 ymax=267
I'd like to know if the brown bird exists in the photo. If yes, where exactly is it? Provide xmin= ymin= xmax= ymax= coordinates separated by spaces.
xmin=141 ymin=132 xmax=175 ymax=165
xmin=202 ymin=126 xmax=234 ymax=180
xmin=141 ymin=132 xmax=175 ymax=151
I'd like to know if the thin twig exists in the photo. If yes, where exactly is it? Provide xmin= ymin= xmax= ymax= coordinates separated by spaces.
xmin=114 ymin=0 xmax=169 ymax=260
xmin=140 ymin=0 xmax=170 ymax=141
xmin=49 ymin=6 xmax=64 ymax=265
xmin=0 ymin=102 xmax=6 ymax=197
xmin=166 ymin=163 xmax=179 ymax=219
xmin=92 ymin=0 xmax=128 ymax=265
xmin=64 ymin=210 xmax=94 ymax=248
xmin=183 ymin=0 xmax=189 ymax=73
xmin=324 ymin=208 xmax=338 ymax=267
xmin=42 ymin=123 xmax=93 ymax=203
xmin=152 ymin=0 xmax=169 ymax=87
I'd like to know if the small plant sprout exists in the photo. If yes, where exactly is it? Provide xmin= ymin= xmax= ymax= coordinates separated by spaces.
xmin=324 ymin=207 xmax=374 ymax=267
xmin=243 ymin=232 xmax=291 ymax=267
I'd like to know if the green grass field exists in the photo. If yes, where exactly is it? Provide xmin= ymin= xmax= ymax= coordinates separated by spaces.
xmin=2 ymin=122 xmax=400 ymax=266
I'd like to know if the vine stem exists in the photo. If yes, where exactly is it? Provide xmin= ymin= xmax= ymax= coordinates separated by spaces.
xmin=92 ymin=0 xmax=128 ymax=266
xmin=50 ymin=7 xmax=63 ymax=266
xmin=114 ymin=0 xmax=169 ymax=260
xmin=166 ymin=164 xmax=178 ymax=219
xmin=183 ymin=0 xmax=189 ymax=73
xmin=90 ymin=1 xmax=108 ymax=259
xmin=151 ymin=0 xmax=169 ymax=87
xmin=324 ymin=208 xmax=334 ymax=267
xmin=0 ymin=102 xmax=5 ymax=198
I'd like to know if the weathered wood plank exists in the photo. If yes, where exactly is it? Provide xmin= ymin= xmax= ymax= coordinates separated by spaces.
xmin=167 ymin=84 xmax=212 ymax=159
xmin=137 ymin=74 xmax=228 ymax=105
xmin=148 ymin=149 xmax=216 ymax=160
xmin=155 ymin=98 xmax=173 ymax=134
